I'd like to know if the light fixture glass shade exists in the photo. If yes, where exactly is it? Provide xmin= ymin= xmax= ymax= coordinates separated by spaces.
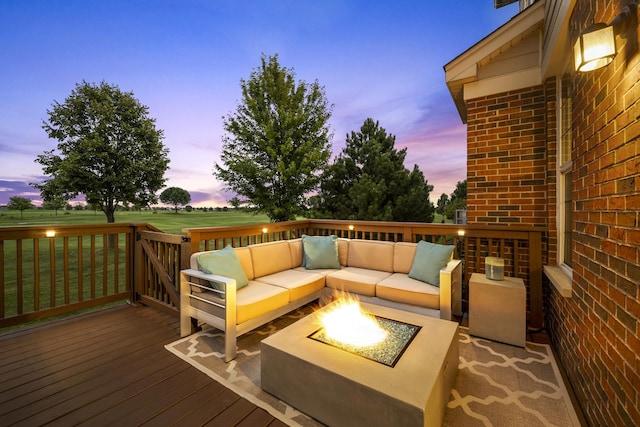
xmin=574 ymin=23 xmax=616 ymax=72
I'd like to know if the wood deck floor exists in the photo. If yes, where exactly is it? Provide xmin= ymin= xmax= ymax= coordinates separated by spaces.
xmin=0 ymin=304 xmax=287 ymax=427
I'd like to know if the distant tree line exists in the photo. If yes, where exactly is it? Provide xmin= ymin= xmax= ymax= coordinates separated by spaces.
xmin=29 ymin=55 xmax=464 ymax=225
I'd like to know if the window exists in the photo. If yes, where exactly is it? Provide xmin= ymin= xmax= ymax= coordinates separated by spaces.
xmin=558 ymin=73 xmax=573 ymax=272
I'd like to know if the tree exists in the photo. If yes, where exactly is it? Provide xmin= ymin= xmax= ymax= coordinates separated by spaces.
xmin=228 ymin=196 xmax=242 ymax=210
xmin=436 ymin=193 xmax=449 ymax=216
xmin=444 ymin=180 xmax=467 ymax=220
xmin=214 ymin=54 xmax=333 ymax=222
xmin=7 ymin=196 xmax=33 ymax=219
xmin=314 ymin=118 xmax=434 ymax=222
xmin=41 ymin=195 xmax=67 ymax=215
xmin=160 ymin=187 xmax=191 ymax=213
xmin=34 ymin=81 xmax=170 ymax=223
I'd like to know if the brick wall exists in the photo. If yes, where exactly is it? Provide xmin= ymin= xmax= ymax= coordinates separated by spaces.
xmin=551 ymin=1 xmax=640 ymax=426
xmin=466 ymin=87 xmax=548 ymax=227
xmin=464 ymin=2 xmax=639 ymax=424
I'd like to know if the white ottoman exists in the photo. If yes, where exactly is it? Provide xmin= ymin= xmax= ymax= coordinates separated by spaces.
xmin=469 ymin=272 xmax=526 ymax=347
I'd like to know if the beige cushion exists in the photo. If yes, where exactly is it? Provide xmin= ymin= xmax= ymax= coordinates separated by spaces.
xmin=376 ymin=273 xmax=440 ymax=310
xmin=292 ymin=266 xmax=337 ymax=277
xmin=190 ymin=280 xmax=289 ymax=324
xmin=256 ymin=269 xmax=325 ymax=302
xmin=288 ymin=239 xmax=303 ymax=267
xmin=337 ymin=238 xmax=349 ymax=266
xmin=250 ymin=241 xmax=293 ymax=277
xmin=326 ymin=267 xmax=391 ymax=296
xmin=346 ymin=240 xmax=394 ymax=272
xmin=234 ymin=247 xmax=254 ymax=280
xmin=393 ymin=242 xmax=417 ymax=274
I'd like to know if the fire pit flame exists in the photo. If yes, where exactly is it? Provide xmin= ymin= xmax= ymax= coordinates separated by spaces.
xmin=318 ymin=298 xmax=388 ymax=347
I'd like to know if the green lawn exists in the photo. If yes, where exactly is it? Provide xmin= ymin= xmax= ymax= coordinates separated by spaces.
xmin=0 ymin=209 xmax=272 ymax=234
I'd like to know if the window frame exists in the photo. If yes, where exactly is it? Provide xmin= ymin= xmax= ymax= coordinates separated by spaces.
xmin=556 ymin=72 xmax=573 ymax=277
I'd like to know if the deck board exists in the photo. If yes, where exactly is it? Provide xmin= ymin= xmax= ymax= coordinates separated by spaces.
xmin=0 ymin=304 xmax=283 ymax=426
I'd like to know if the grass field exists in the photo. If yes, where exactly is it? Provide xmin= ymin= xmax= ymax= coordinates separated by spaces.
xmin=0 ymin=209 xmax=273 ymax=234
xmin=0 ymin=208 xmax=449 ymax=233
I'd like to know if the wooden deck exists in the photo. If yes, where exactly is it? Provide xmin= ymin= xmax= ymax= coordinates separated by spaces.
xmin=0 ymin=304 xmax=287 ymax=427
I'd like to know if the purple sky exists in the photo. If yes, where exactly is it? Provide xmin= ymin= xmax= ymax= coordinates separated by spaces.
xmin=0 ymin=0 xmax=518 ymax=207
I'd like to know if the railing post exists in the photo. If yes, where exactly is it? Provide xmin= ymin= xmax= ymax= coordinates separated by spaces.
xmin=529 ymin=231 xmax=543 ymax=328
xmin=132 ymin=225 xmax=143 ymax=304
xmin=402 ymin=226 xmax=413 ymax=242
xmin=180 ymin=236 xmax=191 ymax=270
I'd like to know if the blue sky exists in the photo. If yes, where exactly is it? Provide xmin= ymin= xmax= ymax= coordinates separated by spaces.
xmin=0 ymin=0 xmax=518 ymax=207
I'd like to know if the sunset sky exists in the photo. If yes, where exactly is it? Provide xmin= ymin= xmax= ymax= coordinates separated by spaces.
xmin=0 ymin=0 xmax=519 ymax=207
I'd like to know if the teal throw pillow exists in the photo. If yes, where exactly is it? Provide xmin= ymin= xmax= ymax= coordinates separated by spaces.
xmin=302 ymin=234 xmax=340 ymax=270
xmin=196 ymin=245 xmax=249 ymax=294
xmin=408 ymin=240 xmax=454 ymax=287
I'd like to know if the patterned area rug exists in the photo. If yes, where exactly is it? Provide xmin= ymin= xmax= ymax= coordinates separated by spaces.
xmin=165 ymin=305 xmax=580 ymax=427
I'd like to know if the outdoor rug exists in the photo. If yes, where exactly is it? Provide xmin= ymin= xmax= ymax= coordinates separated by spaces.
xmin=165 ymin=305 xmax=581 ymax=426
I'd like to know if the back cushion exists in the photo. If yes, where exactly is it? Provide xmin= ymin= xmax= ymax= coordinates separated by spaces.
xmin=394 ymin=242 xmax=417 ymax=273
xmin=337 ymin=238 xmax=349 ymax=266
xmin=288 ymin=238 xmax=303 ymax=267
xmin=347 ymin=240 xmax=394 ymax=272
xmin=234 ymin=247 xmax=254 ymax=280
xmin=250 ymin=240 xmax=293 ymax=277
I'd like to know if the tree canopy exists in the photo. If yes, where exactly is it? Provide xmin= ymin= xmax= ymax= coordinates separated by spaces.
xmin=7 ymin=196 xmax=34 ymax=219
xmin=444 ymin=180 xmax=467 ymax=220
xmin=34 ymin=81 xmax=169 ymax=223
xmin=312 ymin=118 xmax=434 ymax=222
xmin=160 ymin=187 xmax=191 ymax=213
xmin=214 ymin=54 xmax=333 ymax=222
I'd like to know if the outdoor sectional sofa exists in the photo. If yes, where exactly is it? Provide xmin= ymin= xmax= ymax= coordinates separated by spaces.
xmin=180 ymin=236 xmax=462 ymax=362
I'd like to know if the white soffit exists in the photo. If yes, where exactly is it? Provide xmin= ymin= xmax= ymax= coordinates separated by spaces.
xmin=464 ymin=67 xmax=541 ymax=100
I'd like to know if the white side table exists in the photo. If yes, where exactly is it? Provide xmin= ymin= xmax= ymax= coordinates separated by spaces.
xmin=469 ymin=272 xmax=526 ymax=347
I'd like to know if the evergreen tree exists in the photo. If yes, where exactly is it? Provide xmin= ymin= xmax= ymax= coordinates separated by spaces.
xmin=315 ymin=118 xmax=434 ymax=222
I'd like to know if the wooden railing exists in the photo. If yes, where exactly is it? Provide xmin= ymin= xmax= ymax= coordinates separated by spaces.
xmin=1 ymin=219 xmax=546 ymax=329
xmin=0 ymin=223 xmax=188 ymax=328
xmin=185 ymin=219 xmax=546 ymax=328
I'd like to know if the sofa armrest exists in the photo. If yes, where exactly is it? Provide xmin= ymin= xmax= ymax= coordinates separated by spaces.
xmin=180 ymin=268 xmax=237 ymax=339
xmin=438 ymin=259 xmax=462 ymax=320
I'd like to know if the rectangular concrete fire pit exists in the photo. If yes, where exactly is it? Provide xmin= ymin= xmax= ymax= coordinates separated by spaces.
xmin=261 ymin=301 xmax=459 ymax=427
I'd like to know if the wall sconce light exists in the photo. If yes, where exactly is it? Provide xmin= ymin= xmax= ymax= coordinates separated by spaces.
xmin=574 ymin=23 xmax=616 ymax=72
xmin=45 ymin=230 xmax=56 ymax=238
xmin=348 ymin=225 xmax=355 ymax=231
xmin=574 ymin=3 xmax=638 ymax=72
xmin=457 ymin=229 xmax=465 ymax=237
xmin=261 ymin=227 xmax=268 ymax=234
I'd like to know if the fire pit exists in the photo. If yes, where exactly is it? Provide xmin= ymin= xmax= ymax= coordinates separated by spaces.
xmin=308 ymin=298 xmax=421 ymax=367
xmin=261 ymin=299 xmax=459 ymax=427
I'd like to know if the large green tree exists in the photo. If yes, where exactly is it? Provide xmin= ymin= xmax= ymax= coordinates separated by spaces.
xmin=214 ymin=54 xmax=333 ymax=222
xmin=160 ymin=187 xmax=191 ymax=213
xmin=313 ymin=118 xmax=434 ymax=222
xmin=35 ymin=81 xmax=169 ymax=223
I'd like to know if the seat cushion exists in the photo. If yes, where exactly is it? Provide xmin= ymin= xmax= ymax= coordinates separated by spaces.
xmin=256 ymin=269 xmax=325 ymax=302
xmin=192 ymin=280 xmax=290 ymax=325
xmin=376 ymin=273 xmax=440 ymax=310
xmin=325 ymin=267 xmax=391 ymax=296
